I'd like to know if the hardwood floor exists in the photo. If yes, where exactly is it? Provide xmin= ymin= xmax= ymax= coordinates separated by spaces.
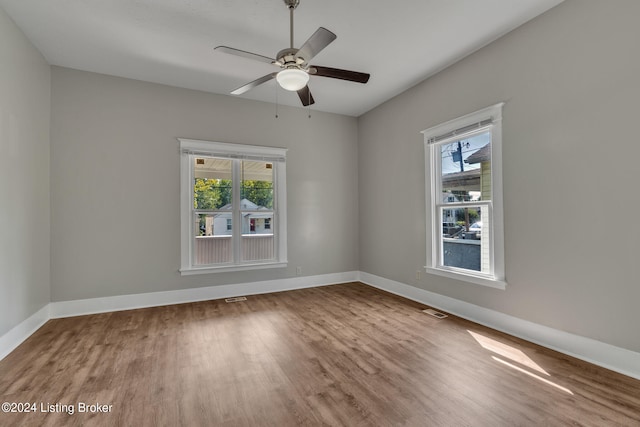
xmin=1 ymin=283 xmax=639 ymax=426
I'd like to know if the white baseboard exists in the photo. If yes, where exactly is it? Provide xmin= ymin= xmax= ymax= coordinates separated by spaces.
xmin=359 ymin=271 xmax=640 ymax=380
xmin=0 ymin=304 xmax=50 ymax=361
xmin=1 ymin=271 xmax=358 ymax=362
xmin=3 ymin=270 xmax=640 ymax=382
xmin=50 ymin=271 xmax=359 ymax=318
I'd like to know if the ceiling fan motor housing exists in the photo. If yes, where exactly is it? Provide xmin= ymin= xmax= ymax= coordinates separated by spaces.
xmin=276 ymin=48 xmax=306 ymax=68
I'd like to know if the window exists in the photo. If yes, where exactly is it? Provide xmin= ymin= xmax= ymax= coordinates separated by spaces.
xmin=422 ymin=103 xmax=506 ymax=289
xmin=179 ymin=139 xmax=287 ymax=274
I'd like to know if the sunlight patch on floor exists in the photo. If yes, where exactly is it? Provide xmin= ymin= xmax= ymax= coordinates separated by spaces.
xmin=492 ymin=356 xmax=574 ymax=395
xmin=467 ymin=330 xmax=549 ymax=375
xmin=467 ymin=330 xmax=573 ymax=395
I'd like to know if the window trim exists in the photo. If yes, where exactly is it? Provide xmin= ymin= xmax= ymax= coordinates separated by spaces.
xmin=178 ymin=138 xmax=288 ymax=275
xmin=422 ymin=103 xmax=506 ymax=289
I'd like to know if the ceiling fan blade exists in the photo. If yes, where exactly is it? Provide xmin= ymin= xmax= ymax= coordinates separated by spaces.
xmin=296 ymin=27 xmax=336 ymax=63
xmin=231 ymin=73 xmax=278 ymax=95
xmin=297 ymin=86 xmax=315 ymax=106
xmin=215 ymin=46 xmax=276 ymax=64
xmin=309 ymin=66 xmax=370 ymax=84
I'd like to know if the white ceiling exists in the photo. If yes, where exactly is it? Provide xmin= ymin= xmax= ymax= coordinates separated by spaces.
xmin=1 ymin=0 xmax=563 ymax=117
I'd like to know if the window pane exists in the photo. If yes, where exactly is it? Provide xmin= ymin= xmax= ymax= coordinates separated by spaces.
xmin=194 ymin=213 xmax=232 ymax=265
xmin=241 ymin=213 xmax=275 ymax=261
xmin=193 ymin=158 xmax=232 ymax=210
xmin=442 ymin=205 xmax=491 ymax=273
xmin=241 ymin=160 xmax=273 ymax=209
xmin=440 ymin=132 xmax=491 ymax=203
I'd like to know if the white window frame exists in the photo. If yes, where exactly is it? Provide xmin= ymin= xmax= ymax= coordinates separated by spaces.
xmin=178 ymin=138 xmax=288 ymax=275
xmin=422 ymin=103 xmax=506 ymax=289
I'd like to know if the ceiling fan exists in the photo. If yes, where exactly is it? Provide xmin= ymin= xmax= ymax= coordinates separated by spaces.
xmin=214 ymin=0 xmax=370 ymax=107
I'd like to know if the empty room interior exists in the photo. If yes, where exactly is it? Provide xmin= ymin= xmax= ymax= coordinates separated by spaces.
xmin=1 ymin=0 xmax=640 ymax=425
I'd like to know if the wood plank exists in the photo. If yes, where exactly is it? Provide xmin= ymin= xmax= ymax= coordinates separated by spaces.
xmin=0 ymin=283 xmax=638 ymax=426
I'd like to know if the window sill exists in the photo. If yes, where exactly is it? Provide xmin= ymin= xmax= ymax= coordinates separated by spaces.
xmin=180 ymin=261 xmax=288 ymax=276
xmin=424 ymin=267 xmax=506 ymax=290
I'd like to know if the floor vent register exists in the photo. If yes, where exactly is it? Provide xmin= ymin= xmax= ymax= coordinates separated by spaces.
xmin=422 ymin=308 xmax=448 ymax=319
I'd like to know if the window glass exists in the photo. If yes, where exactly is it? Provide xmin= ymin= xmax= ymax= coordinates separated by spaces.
xmin=193 ymin=158 xmax=232 ymax=210
xmin=241 ymin=160 xmax=274 ymax=209
xmin=440 ymin=132 xmax=490 ymax=202
xmin=441 ymin=205 xmax=490 ymax=274
xmin=193 ymin=213 xmax=232 ymax=265
xmin=438 ymin=132 xmax=492 ymax=274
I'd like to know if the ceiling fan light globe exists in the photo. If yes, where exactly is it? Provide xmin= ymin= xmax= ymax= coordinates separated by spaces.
xmin=276 ymin=69 xmax=309 ymax=91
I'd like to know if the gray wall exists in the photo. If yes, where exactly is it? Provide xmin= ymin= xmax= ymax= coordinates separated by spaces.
xmin=358 ymin=0 xmax=640 ymax=353
xmin=50 ymin=67 xmax=358 ymax=301
xmin=0 ymin=8 xmax=51 ymax=336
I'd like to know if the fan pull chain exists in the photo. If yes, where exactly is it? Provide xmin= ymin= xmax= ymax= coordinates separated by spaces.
xmin=308 ymin=88 xmax=311 ymax=119
xmin=275 ymin=83 xmax=279 ymax=118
